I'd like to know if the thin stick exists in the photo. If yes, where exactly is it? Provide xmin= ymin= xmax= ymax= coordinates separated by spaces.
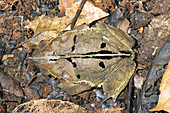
xmin=127 ymin=76 xmax=134 ymax=113
xmin=71 ymin=0 xmax=87 ymax=29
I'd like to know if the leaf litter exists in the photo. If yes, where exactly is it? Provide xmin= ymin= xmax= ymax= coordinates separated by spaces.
xmin=12 ymin=99 xmax=123 ymax=113
xmin=22 ymin=0 xmax=109 ymax=49
xmin=0 ymin=1 xmax=169 ymax=112
xmin=150 ymin=62 xmax=170 ymax=112
xmin=0 ymin=69 xmax=24 ymax=97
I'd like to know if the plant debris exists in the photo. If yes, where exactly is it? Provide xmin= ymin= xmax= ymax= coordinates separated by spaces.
xmin=0 ymin=0 xmax=169 ymax=112
xmin=150 ymin=62 xmax=170 ymax=112
xmin=0 ymin=70 xmax=23 ymax=97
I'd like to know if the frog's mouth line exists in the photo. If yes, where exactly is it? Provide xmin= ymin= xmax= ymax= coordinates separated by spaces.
xmin=29 ymin=50 xmax=132 ymax=61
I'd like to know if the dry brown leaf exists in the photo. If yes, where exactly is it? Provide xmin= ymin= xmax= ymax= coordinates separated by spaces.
xmin=59 ymin=0 xmax=109 ymax=21
xmin=0 ymin=70 xmax=24 ymax=97
xmin=23 ymin=15 xmax=68 ymax=49
xmin=65 ymin=0 xmax=109 ymax=28
xmin=59 ymin=0 xmax=74 ymax=16
xmin=12 ymin=99 xmax=123 ymax=113
xmin=23 ymin=1 xmax=109 ymax=49
xmin=24 ymin=15 xmax=68 ymax=35
xmin=12 ymin=99 xmax=87 ymax=113
xmin=150 ymin=62 xmax=170 ymax=112
xmin=88 ymin=0 xmax=117 ymax=11
xmin=26 ymin=0 xmax=109 ymax=33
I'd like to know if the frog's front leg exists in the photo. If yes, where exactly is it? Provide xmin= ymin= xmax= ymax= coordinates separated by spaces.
xmin=58 ymin=80 xmax=92 ymax=95
xmin=101 ymin=58 xmax=136 ymax=103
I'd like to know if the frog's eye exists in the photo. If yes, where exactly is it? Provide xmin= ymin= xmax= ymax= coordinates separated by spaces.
xmin=99 ymin=61 xmax=105 ymax=68
xmin=100 ymin=43 xmax=106 ymax=48
xmin=77 ymin=74 xmax=80 ymax=79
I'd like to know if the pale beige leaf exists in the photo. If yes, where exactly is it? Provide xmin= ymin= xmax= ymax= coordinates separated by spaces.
xmin=25 ymin=15 xmax=71 ymax=35
xmin=23 ymin=15 xmax=70 ymax=49
xmin=65 ymin=0 xmax=109 ymax=29
xmin=12 ymin=99 xmax=124 ymax=113
xmin=59 ymin=0 xmax=74 ymax=16
xmin=58 ymin=0 xmax=109 ymax=28
xmin=23 ymin=0 xmax=109 ymax=48
xmin=150 ymin=62 xmax=170 ymax=112
xmin=12 ymin=99 xmax=87 ymax=113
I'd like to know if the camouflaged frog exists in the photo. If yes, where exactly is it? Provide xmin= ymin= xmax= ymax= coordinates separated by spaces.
xmin=30 ymin=23 xmax=136 ymax=103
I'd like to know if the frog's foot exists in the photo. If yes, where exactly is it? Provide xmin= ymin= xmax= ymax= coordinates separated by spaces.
xmin=58 ymin=80 xmax=92 ymax=95
xmin=101 ymin=58 xmax=136 ymax=103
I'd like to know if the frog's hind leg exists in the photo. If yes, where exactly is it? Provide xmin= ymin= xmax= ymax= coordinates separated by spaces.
xmin=101 ymin=58 xmax=136 ymax=103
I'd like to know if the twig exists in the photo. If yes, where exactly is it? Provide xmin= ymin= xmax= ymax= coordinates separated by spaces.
xmin=127 ymin=76 xmax=134 ymax=113
xmin=71 ymin=0 xmax=87 ymax=29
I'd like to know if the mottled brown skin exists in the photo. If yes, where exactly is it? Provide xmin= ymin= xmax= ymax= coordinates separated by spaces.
xmin=31 ymin=23 xmax=136 ymax=103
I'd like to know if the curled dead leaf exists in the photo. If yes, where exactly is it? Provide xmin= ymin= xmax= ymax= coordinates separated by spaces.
xmin=12 ymin=99 xmax=86 ymax=113
xmin=12 ymin=99 xmax=124 ymax=113
xmin=150 ymin=62 xmax=170 ymax=112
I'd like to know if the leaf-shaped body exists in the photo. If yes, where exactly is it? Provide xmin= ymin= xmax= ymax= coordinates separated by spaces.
xmin=31 ymin=23 xmax=136 ymax=102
